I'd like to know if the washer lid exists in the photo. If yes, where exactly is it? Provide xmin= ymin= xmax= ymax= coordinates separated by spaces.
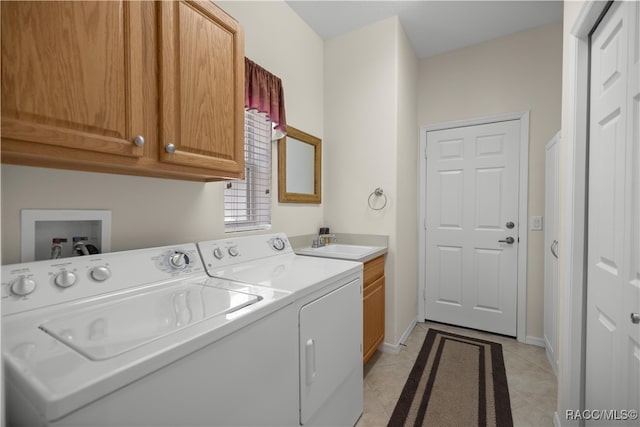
xmin=39 ymin=283 xmax=260 ymax=360
xmin=212 ymin=253 xmax=362 ymax=297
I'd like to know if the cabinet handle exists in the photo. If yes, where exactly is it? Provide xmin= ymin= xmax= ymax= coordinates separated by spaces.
xmin=165 ymin=143 xmax=176 ymax=154
xmin=133 ymin=135 xmax=145 ymax=147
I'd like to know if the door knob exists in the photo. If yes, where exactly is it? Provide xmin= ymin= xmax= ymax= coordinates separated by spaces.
xmin=632 ymin=313 xmax=640 ymax=324
xmin=499 ymin=237 xmax=515 ymax=244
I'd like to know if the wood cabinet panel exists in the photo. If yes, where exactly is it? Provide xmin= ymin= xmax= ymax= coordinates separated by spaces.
xmin=363 ymin=254 xmax=385 ymax=363
xmin=363 ymin=255 xmax=385 ymax=288
xmin=363 ymin=276 xmax=385 ymax=364
xmin=1 ymin=0 xmax=245 ymax=182
xmin=159 ymin=0 xmax=244 ymax=176
xmin=1 ymin=1 xmax=144 ymax=158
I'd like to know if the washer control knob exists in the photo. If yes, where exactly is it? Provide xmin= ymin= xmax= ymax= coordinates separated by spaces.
xmin=213 ymin=247 xmax=224 ymax=260
xmin=169 ymin=252 xmax=189 ymax=269
xmin=10 ymin=276 xmax=36 ymax=297
xmin=228 ymin=247 xmax=239 ymax=257
xmin=54 ymin=270 xmax=77 ymax=288
xmin=90 ymin=266 xmax=111 ymax=282
xmin=271 ymin=237 xmax=286 ymax=251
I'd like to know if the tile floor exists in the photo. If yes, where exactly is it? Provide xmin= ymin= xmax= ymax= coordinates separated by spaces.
xmin=356 ymin=322 xmax=558 ymax=427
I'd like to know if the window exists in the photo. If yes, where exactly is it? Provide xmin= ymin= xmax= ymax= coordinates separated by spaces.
xmin=224 ymin=109 xmax=272 ymax=232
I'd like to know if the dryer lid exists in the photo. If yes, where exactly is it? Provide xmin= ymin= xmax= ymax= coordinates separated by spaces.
xmin=39 ymin=283 xmax=260 ymax=360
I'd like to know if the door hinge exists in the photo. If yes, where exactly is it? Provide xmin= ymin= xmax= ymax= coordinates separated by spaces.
xmin=424 ymin=218 xmax=428 ymax=229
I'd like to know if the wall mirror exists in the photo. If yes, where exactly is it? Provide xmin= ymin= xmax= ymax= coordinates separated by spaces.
xmin=278 ymin=126 xmax=321 ymax=203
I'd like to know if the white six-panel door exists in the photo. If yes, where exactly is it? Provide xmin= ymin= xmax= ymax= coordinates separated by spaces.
xmin=586 ymin=0 xmax=640 ymax=421
xmin=425 ymin=120 xmax=520 ymax=336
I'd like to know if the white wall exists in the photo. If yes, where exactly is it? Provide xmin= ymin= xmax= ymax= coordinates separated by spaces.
xmin=0 ymin=1 xmax=324 ymax=264
xmin=416 ymin=23 xmax=563 ymax=340
xmin=324 ymin=16 xmax=419 ymax=345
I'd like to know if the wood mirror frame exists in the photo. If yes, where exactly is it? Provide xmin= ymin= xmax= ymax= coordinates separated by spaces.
xmin=278 ymin=126 xmax=321 ymax=203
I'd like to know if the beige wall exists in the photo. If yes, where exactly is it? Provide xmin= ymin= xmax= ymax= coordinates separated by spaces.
xmin=417 ymin=23 xmax=563 ymax=340
xmin=324 ymin=16 xmax=419 ymax=345
xmin=1 ymin=1 xmax=324 ymax=264
xmin=394 ymin=24 xmax=420 ymax=342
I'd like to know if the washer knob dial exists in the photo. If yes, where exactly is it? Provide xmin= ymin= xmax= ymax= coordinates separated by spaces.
xmin=90 ymin=266 xmax=111 ymax=282
xmin=213 ymin=247 xmax=224 ymax=260
xmin=54 ymin=270 xmax=77 ymax=288
xmin=271 ymin=237 xmax=286 ymax=251
xmin=228 ymin=247 xmax=239 ymax=257
xmin=10 ymin=276 xmax=36 ymax=296
xmin=168 ymin=252 xmax=189 ymax=269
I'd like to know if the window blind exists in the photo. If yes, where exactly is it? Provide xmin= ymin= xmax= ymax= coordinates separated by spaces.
xmin=224 ymin=110 xmax=272 ymax=232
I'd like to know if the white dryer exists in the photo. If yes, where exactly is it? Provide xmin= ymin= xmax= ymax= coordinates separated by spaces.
xmin=198 ymin=233 xmax=364 ymax=426
xmin=2 ymin=243 xmax=299 ymax=426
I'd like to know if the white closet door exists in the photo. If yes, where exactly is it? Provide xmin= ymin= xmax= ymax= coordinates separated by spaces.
xmin=586 ymin=0 xmax=640 ymax=420
xmin=544 ymin=131 xmax=559 ymax=376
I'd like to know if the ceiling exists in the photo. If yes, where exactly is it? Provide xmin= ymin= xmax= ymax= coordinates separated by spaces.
xmin=286 ymin=1 xmax=563 ymax=59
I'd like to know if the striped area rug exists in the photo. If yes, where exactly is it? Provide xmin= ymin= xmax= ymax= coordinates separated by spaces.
xmin=387 ymin=328 xmax=513 ymax=427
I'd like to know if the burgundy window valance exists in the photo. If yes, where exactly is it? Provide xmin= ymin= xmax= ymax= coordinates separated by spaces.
xmin=244 ymin=57 xmax=287 ymax=139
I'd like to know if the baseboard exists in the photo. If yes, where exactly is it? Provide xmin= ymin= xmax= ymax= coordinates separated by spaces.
xmin=544 ymin=340 xmax=559 ymax=377
xmin=553 ymin=411 xmax=562 ymax=427
xmin=380 ymin=319 xmax=418 ymax=354
xmin=525 ymin=335 xmax=546 ymax=348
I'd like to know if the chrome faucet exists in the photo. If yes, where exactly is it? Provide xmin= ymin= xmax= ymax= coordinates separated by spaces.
xmin=320 ymin=233 xmax=336 ymax=246
xmin=311 ymin=227 xmax=336 ymax=247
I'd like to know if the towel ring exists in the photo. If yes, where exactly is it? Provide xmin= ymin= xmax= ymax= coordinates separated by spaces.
xmin=368 ymin=187 xmax=388 ymax=210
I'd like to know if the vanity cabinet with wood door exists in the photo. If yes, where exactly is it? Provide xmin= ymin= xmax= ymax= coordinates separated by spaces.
xmin=1 ymin=0 xmax=244 ymax=181
xmin=363 ymin=255 xmax=385 ymax=364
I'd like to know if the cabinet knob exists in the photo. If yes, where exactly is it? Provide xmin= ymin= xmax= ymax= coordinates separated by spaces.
xmin=165 ymin=143 xmax=176 ymax=154
xmin=133 ymin=135 xmax=145 ymax=147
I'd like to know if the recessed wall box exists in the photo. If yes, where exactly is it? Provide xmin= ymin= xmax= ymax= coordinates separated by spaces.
xmin=21 ymin=210 xmax=111 ymax=262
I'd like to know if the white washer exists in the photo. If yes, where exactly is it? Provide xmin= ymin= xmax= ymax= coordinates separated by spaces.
xmin=198 ymin=233 xmax=364 ymax=426
xmin=2 ymin=243 xmax=299 ymax=426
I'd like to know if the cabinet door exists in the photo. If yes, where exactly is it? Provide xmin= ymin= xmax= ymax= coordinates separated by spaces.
xmin=1 ymin=1 xmax=145 ymax=157
xmin=159 ymin=0 xmax=244 ymax=177
xmin=363 ymin=276 xmax=385 ymax=363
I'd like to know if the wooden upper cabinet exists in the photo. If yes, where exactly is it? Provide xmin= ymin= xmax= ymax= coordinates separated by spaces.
xmin=1 ymin=0 xmax=245 ymax=181
xmin=158 ymin=0 xmax=244 ymax=177
xmin=1 ymin=1 xmax=145 ymax=158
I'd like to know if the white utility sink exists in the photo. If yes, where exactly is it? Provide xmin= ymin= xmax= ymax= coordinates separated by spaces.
xmin=296 ymin=244 xmax=384 ymax=261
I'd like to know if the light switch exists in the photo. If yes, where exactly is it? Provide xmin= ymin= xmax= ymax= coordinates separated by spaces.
xmin=530 ymin=216 xmax=543 ymax=231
